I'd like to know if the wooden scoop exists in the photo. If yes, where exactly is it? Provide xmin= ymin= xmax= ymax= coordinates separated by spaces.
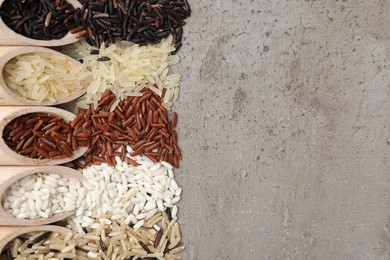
xmin=0 ymin=106 xmax=88 ymax=165
xmin=0 ymin=0 xmax=81 ymax=46
xmin=0 ymin=46 xmax=86 ymax=106
xmin=0 ymin=225 xmax=73 ymax=254
xmin=0 ymin=166 xmax=85 ymax=226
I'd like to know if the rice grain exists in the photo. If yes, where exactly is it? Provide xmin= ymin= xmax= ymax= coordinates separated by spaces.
xmin=63 ymin=36 xmax=181 ymax=110
xmin=3 ymin=53 xmax=90 ymax=102
xmin=2 ymin=173 xmax=78 ymax=220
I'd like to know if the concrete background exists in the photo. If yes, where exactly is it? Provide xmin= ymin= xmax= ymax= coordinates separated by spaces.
xmin=174 ymin=0 xmax=390 ymax=259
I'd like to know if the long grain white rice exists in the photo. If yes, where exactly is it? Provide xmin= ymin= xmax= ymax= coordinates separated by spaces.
xmin=3 ymin=53 xmax=90 ymax=102
xmin=63 ymin=35 xmax=181 ymax=110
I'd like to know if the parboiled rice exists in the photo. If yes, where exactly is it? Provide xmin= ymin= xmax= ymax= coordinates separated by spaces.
xmin=3 ymin=53 xmax=90 ymax=102
xmin=63 ymin=35 xmax=181 ymax=110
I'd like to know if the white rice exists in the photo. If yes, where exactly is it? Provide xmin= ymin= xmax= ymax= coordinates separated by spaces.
xmin=3 ymin=53 xmax=90 ymax=102
xmin=2 ymin=173 xmax=78 ymax=220
xmin=70 ymin=145 xmax=182 ymax=229
xmin=63 ymin=35 xmax=181 ymax=110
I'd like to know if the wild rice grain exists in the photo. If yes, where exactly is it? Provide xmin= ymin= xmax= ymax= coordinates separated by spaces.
xmin=0 ymin=0 xmax=73 ymax=40
xmin=63 ymin=0 xmax=191 ymax=48
xmin=31 ymin=231 xmax=52 ymax=244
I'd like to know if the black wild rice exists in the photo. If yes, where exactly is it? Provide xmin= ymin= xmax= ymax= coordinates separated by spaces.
xmin=4 ymin=248 xmax=12 ymax=260
xmin=97 ymin=56 xmax=111 ymax=61
xmin=32 ymin=231 xmax=52 ymax=244
xmin=154 ymin=228 xmax=163 ymax=248
xmin=99 ymin=239 xmax=107 ymax=251
xmin=139 ymin=241 xmax=152 ymax=254
xmin=0 ymin=0 xmax=74 ymax=40
xmin=64 ymin=0 xmax=191 ymax=49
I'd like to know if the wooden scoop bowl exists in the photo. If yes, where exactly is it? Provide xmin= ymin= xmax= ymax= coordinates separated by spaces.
xmin=0 ymin=106 xmax=88 ymax=166
xmin=0 ymin=166 xmax=85 ymax=226
xmin=0 ymin=46 xmax=86 ymax=106
xmin=0 ymin=0 xmax=81 ymax=46
xmin=0 ymin=225 xmax=73 ymax=254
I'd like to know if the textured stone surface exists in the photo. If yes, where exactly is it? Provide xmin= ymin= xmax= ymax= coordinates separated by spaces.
xmin=173 ymin=0 xmax=390 ymax=259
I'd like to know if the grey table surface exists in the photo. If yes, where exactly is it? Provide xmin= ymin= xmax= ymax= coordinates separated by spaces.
xmin=173 ymin=0 xmax=390 ymax=259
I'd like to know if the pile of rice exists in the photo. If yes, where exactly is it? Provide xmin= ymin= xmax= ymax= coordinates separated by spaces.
xmin=3 ymin=53 xmax=90 ymax=102
xmin=63 ymin=35 xmax=181 ymax=110
xmin=67 ymin=212 xmax=184 ymax=259
xmin=3 ymin=212 xmax=183 ymax=259
xmin=70 ymin=145 xmax=181 ymax=230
